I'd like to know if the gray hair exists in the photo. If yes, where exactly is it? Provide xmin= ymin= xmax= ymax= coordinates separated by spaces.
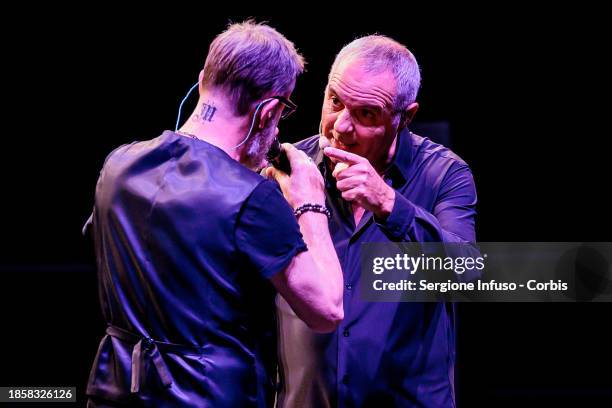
xmin=202 ymin=20 xmax=305 ymax=116
xmin=330 ymin=35 xmax=421 ymax=112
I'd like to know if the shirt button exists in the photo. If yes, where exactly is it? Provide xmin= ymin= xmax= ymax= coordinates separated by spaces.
xmin=342 ymin=375 xmax=350 ymax=385
xmin=345 ymin=283 xmax=352 ymax=291
xmin=343 ymin=329 xmax=350 ymax=337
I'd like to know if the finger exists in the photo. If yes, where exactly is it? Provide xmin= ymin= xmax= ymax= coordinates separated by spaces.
xmin=281 ymin=143 xmax=308 ymax=164
xmin=262 ymin=166 xmax=274 ymax=179
xmin=336 ymin=177 xmax=361 ymax=192
xmin=334 ymin=163 xmax=368 ymax=181
xmin=341 ymin=188 xmax=359 ymax=202
xmin=268 ymin=166 xmax=289 ymax=185
xmin=266 ymin=166 xmax=277 ymax=179
xmin=323 ymin=146 xmax=365 ymax=165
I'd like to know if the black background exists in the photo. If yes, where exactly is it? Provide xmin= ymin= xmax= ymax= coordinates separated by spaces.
xmin=1 ymin=6 xmax=610 ymax=407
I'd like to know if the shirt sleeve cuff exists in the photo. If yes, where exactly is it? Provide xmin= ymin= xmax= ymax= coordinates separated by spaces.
xmin=375 ymin=193 xmax=416 ymax=240
xmin=259 ymin=242 xmax=308 ymax=279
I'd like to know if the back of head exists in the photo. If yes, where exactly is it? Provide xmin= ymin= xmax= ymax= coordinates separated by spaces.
xmin=330 ymin=35 xmax=421 ymax=112
xmin=202 ymin=20 xmax=305 ymax=116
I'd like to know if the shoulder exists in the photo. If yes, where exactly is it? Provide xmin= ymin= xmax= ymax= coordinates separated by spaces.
xmin=245 ymin=179 xmax=289 ymax=209
xmin=102 ymin=131 xmax=173 ymax=169
xmin=406 ymin=132 xmax=471 ymax=177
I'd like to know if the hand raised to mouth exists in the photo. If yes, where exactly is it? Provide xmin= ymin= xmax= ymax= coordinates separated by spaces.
xmin=323 ymin=146 xmax=395 ymax=220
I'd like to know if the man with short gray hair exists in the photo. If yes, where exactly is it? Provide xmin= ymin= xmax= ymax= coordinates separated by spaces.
xmin=85 ymin=21 xmax=344 ymax=407
xmin=276 ymin=35 xmax=477 ymax=407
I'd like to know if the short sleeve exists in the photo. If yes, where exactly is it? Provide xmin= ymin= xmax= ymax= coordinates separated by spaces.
xmin=235 ymin=180 xmax=308 ymax=279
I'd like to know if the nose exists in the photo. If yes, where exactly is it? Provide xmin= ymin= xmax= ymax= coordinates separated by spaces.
xmin=333 ymin=108 xmax=354 ymax=135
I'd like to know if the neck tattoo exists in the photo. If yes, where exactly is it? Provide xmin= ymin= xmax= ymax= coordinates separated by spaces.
xmin=196 ymin=100 xmax=217 ymax=122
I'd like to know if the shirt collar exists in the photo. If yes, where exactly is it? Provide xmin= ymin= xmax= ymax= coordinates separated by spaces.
xmin=383 ymin=127 xmax=413 ymax=188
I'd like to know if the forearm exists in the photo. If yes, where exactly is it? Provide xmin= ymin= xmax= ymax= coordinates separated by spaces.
xmin=297 ymin=212 xmax=344 ymax=310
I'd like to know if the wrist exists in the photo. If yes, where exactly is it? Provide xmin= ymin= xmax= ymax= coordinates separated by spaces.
xmin=292 ymin=196 xmax=325 ymax=209
xmin=294 ymin=203 xmax=331 ymax=220
xmin=374 ymin=186 xmax=395 ymax=220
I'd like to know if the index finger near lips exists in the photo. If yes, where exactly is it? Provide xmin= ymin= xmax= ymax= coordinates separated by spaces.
xmin=323 ymin=147 xmax=364 ymax=165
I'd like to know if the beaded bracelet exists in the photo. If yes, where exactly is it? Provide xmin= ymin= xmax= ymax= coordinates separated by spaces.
xmin=294 ymin=203 xmax=331 ymax=219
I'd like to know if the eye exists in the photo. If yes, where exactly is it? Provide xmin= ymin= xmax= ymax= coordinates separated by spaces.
xmin=359 ymin=108 xmax=375 ymax=118
xmin=330 ymin=95 xmax=343 ymax=108
xmin=356 ymin=108 xmax=377 ymax=122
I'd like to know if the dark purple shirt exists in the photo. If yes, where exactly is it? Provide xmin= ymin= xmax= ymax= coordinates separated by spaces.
xmin=277 ymin=129 xmax=477 ymax=407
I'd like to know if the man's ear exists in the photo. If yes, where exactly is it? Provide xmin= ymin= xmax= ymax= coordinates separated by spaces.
xmin=198 ymin=70 xmax=205 ymax=94
xmin=399 ymin=102 xmax=419 ymax=129
xmin=257 ymin=99 xmax=281 ymax=130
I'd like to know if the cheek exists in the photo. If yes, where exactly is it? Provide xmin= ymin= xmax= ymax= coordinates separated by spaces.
xmin=321 ymin=112 xmax=337 ymax=135
xmin=354 ymin=125 xmax=386 ymax=146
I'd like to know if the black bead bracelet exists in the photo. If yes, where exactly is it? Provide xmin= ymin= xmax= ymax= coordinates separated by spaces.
xmin=294 ymin=203 xmax=331 ymax=219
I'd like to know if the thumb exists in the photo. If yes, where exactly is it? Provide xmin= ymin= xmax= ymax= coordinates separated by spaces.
xmin=332 ymin=162 xmax=350 ymax=178
xmin=280 ymin=143 xmax=305 ymax=164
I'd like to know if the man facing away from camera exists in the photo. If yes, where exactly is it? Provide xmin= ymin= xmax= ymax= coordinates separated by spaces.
xmin=84 ymin=21 xmax=343 ymax=408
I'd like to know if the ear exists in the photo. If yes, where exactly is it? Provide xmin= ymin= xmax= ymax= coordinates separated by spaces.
xmin=198 ymin=70 xmax=205 ymax=94
xmin=257 ymin=98 xmax=281 ymax=130
xmin=399 ymin=102 xmax=419 ymax=129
